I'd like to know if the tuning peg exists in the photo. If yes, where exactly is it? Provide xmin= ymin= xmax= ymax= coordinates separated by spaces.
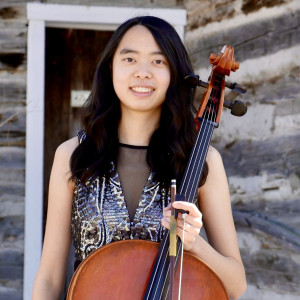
xmin=184 ymin=74 xmax=247 ymax=95
xmin=184 ymin=74 xmax=208 ymax=88
xmin=223 ymin=100 xmax=247 ymax=116
xmin=225 ymin=81 xmax=247 ymax=94
xmin=184 ymin=74 xmax=199 ymax=87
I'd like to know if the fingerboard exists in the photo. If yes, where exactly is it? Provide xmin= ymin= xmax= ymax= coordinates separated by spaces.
xmin=143 ymin=120 xmax=215 ymax=300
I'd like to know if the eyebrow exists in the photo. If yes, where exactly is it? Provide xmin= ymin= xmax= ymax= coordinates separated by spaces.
xmin=119 ymin=48 xmax=164 ymax=56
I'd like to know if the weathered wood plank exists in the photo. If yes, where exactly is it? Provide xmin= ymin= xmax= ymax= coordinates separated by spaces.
xmin=0 ymin=146 xmax=25 ymax=168
xmin=0 ymin=3 xmax=26 ymax=22
xmin=0 ymin=216 xmax=24 ymax=246
xmin=0 ymin=107 xmax=25 ymax=136
xmin=223 ymin=66 xmax=300 ymax=105
xmin=187 ymin=9 xmax=300 ymax=68
xmin=185 ymin=0 xmax=296 ymax=30
xmin=0 ymin=83 xmax=26 ymax=105
xmin=233 ymin=208 xmax=300 ymax=251
xmin=235 ymin=200 xmax=300 ymax=295
xmin=219 ymin=134 xmax=300 ymax=177
xmin=43 ymin=0 xmax=152 ymax=7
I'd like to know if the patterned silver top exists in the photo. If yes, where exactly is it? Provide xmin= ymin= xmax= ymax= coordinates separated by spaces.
xmin=71 ymin=137 xmax=170 ymax=262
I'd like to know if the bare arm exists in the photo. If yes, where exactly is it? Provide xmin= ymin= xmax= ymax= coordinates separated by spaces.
xmin=32 ymin=137 xmax=78 ymax=300
xmin=162 ymin=147 xmax=247 ymax=299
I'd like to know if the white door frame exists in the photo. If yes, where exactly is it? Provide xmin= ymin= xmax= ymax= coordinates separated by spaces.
xmin=25 ymin=2 xmax=186 ymax=299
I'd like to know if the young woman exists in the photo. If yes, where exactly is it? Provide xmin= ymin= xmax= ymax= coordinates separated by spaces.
xmin=32 ymin=16 xmax=247 ymax=299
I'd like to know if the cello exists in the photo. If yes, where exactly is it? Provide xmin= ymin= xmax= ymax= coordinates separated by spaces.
xmin=67 ymin=45 xmax=247 ymax=300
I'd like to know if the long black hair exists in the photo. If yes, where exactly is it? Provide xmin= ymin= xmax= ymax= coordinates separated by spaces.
xmin=70 ymin=16 xmax=208 ymax=186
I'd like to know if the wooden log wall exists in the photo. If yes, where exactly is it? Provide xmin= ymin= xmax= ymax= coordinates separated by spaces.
xmin=0 ymin=1 xmax=27 ymax=299
xmin=184 ymin=0 xmax=300 ymax=299
xmin=0 ymin=0 xmax=299 ymax=299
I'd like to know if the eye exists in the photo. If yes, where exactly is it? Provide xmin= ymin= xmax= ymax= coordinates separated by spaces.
xmin=153 ymin=59 xmax=165 ymax=65
xmin=124 ymin=57 xmax=135 ymax=63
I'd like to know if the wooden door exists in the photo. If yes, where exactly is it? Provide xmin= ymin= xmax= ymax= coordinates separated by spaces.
xmin=44 ymin=27 xmax=113 ymax=298
xmin=44 ymin=27 xmax=113 ymax=227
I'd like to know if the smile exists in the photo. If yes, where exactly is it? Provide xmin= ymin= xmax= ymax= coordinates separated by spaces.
xmin=131 ymin=87 xmax=154 ymax=93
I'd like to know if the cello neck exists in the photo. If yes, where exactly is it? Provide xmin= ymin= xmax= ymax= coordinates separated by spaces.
xmin=143 ymin=119 xmax=216 ymax=300
xmin=179 ymin=118 xmax=215 ymax=202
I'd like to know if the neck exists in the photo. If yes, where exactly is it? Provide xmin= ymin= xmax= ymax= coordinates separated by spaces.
xmin=118 ymin=111 xmax=161 ymax=146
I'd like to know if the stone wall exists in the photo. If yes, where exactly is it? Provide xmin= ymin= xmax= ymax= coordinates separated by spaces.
xmin=0 ymin=0 xmax=299 ymax=299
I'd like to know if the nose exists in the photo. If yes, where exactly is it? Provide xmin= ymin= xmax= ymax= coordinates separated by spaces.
xmin=134 ymin=62 xmax=152 ymax=79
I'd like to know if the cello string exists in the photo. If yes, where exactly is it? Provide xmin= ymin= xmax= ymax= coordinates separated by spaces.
xmin=182 ymin=76 xmax=219 ymax=202
xmin=162 ymin=132 xmax=213 ymax=298
xmin=150 ymin=77 xmax=222 ymax=299
xmin=156 ymin=107 xmax=212 ymax=299
xmin=168 ymin=94 xmax=217 ymax=298
xmin=179 ymin=114 xmax=209 ymax=197
xmin=177 ymin=82 xmax=214 ymax=194
xmin=178 ymin=213 xmax=187 ymax=300
xmin=169 ymin=103 xmax=214 ymax=296
xmin=145 ymin=131 xmax=209 ymax=297
xmin=145 ymin=108 xmax=212 ymax=299
xmin=180 ymin=88 xmax=214 ymax=202
xmin=162 ymin=78 xmax=219 ymax=299
xmin=145 ymin=233 xmax=169 ymax=299
xmin=179 ymin=78 xmax=217 ymax=199
xmin=172 ymin=77 xmax=219 ymax=269
xmin=159 ymin=120 xmax=211 ymax=299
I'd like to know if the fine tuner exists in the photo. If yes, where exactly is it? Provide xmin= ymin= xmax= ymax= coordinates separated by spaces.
xmin=184 ymin=73 xmax=248 ymax=117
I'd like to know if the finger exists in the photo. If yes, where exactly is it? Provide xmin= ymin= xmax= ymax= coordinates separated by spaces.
xmin=175 ymin=227 xmax=196 ymax=250
xmin=172 ymin=201 xmax=202 ymax=218
xmin=161 ymin=217 xmax=170 ymax=230
xmin=176 ymin=213 xmax=202 ymax=229
xmin=163 ymin=209 xmax=171 ymax=218
xmin=163 ymin=203 xmax=172 ymax=212
xmin=176 ymin=219 xmax=200 ymax=236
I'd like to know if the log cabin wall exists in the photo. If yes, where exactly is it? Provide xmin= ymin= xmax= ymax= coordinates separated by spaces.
xmin=0 ymin=2 xmax=27 ymax=300
xmin=184 ymin=1 xmax=300 ymax=298
xmin=0 ymin=0 xmax=299 ymax=299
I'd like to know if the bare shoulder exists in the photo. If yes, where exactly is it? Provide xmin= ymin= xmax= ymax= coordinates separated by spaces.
xmin=51 ymin=137 xmax=79 ymax=176
xmin=200 ymin=145 xmax=227 ymax=191
xmin=206 ymin=146 xmax=223 ymax=166
xmin=55 ymin=136 xmax=79 ymax=160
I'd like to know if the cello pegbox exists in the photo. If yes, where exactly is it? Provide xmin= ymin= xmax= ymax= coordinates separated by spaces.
xmin=209 ymin=45 xmax=240 ymax=76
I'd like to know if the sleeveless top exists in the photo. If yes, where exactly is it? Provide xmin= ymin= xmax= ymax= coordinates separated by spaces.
xmin=71 ymin=131 xmax=170 ymax=263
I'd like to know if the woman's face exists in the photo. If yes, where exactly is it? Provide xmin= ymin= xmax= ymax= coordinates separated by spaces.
xmin=112 ymin=25 xmax=171 ymax=117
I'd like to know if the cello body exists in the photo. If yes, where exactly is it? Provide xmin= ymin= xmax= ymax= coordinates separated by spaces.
xmin=67 ymin=240 xmax=229 ymax=300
